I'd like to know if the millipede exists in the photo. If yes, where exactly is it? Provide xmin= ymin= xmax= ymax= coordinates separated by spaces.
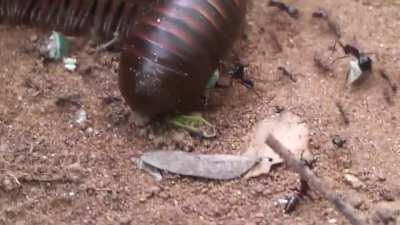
xmin=0 ymin=0 xmax=248 ymax=116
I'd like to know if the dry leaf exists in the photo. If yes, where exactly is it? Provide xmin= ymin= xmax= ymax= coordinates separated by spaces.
xmin=139 ymin=150 xmax=258 ymax=180
xmin=136 ymin=111 xmax=310 ymax=181
xmin=242 ymin=111 xmax=311 ymax=179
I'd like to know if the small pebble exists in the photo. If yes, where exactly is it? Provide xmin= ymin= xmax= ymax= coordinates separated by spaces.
xmin=344 ymin=174 xmax=366 ymax=190
xmin=379 ymin=189 xmax=395 ymax=202
xmin=86 ymin=127 xmax=94 ymax=134
xmin=328 ymin=218 xmax=337 ymax=224
xmin=253 ymin=184 xmax=265 ymax=194
xmin=255 ymin=212 xmax=264 ymax=218
xmin=131 ymin=111 xmax=150 ymax=127
xmin=158 ymin=191 xmax=170 ymax=199
xmin=375 ymin=172 xmax=386 ymax=182
xmin=139 ymin=197 xmax=147 ymax=203
xmin=145 ymin=185 xmax=161 ymax=196
xmin=30 ymin=34 xmax=38 ymax=43
xmin=75 ymin=109 xmax=87 ymax=125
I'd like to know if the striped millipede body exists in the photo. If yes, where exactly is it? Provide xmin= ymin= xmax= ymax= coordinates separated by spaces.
xmin=0 ymin=0 xmax=247 ymax=116
xmin=0 ymin=0 xmax=154 ymax=40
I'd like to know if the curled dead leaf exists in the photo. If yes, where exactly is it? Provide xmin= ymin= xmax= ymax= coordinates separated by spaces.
xmin=242 ymin=111 xmax=312 ymax=179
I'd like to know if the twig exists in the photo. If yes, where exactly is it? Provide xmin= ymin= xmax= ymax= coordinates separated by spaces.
xmin=383 ymin=90 xmax=394 ymax=106
xmin=379 ymin=69 xmax=397 ymax=93
xmin=6 ymin=172 xmax=21 ymax=186
xmin=96 ymin=32 xmax=120 ymax=52
xmin=266 ymin=135 xmax=369 ymax=225
xmin=328 ymin=40 xmax=338 ymax=58
xmin=269 ymin=31 xmax=283 ymax=53
xmin=18 ymin=174 xmax=79 ymax=184
xmin=278 ymin=66 xmax=297 ymax=82
xmin=335 ymin=101 xmax=350 ymax=125
xmin=329 ymin=55 xmax=350 ymax=66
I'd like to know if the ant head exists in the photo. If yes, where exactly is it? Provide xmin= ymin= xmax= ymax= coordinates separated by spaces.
xmin=358 ymin=55 xmax=372 ymax=72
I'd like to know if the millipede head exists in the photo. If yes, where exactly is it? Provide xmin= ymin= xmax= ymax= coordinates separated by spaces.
xmin=119 ymin=46 xmax=204 ymax=116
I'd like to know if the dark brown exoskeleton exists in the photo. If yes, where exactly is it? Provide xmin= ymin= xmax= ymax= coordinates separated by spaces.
xmin=0 ymin=0 xmax=247 ymax=116
xmin=119 ymin=0 xmax=247 ymax=116
xmin=0 ymin=0 xmax=154 ymax=39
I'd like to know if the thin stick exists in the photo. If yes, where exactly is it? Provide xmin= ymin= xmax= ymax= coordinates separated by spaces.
xmin=96 ymin=32 xmax=120 ymax=52
xmin=335 ymin=101 xmax=350 ymax=125
xmin=266 ymin=135 xmax=369 ymax=225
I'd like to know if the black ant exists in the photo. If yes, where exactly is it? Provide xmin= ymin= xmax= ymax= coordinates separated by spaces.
xmin=227 ymin=63 xmax=254 ymax=89
xmin=213 ymin=63 xmax=261 ymax=98
xmin=282 ymin=159 xmax=316 ymax=213
xmin=329 ymin=42 xmax=372 ymax=73
xmin=269 ymin=0 xmax=299 ymax=19
xmin=339 ymin=42 xmax=372 ymax=72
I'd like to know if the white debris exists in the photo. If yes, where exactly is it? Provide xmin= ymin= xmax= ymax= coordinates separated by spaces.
xmin=347 ymin=60 xmax=363 ymax=85
xmin=344 ymin=173 xmax=366 ymax=190
xmin=63 ymin=57 xmax=78 ymax=72
xmin=75 ymin=108 xmax=87 ymax=125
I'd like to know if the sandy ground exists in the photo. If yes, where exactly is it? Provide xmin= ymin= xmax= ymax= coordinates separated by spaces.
xmin=1 ymin=0 xmax=400 ymax=224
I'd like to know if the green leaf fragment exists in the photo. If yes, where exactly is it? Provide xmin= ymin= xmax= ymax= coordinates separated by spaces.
xmin=206 ymin=70 xmax=220 ymax=89
xmin=169 ymin=115 xmax=216 ymax=138
xmin=43 ymin=31 xmax=69 ymax=60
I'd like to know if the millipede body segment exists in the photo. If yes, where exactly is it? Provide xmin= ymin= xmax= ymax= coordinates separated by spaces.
xmin=0 ymin=0 xmax=247 ymax=116
xmin=0 ymin=0 xmax=155 ymax=38
xmin=119 ymin=0 xmax=247 ymax=115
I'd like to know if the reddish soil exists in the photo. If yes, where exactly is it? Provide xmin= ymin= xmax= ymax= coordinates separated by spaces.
xmin=1 ymin=0 xmax=400 ymax=225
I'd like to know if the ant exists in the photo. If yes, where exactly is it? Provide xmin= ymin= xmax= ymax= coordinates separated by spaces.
xmin=212 ymin=63 xmax=261 ymax=98
xmin=227 ymin=63 xmax=255 ymax=89
xmin=328 ymin=41 xmax=372 ymax=73
xmin=339 ymin=42 xmax=372 ymax=72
